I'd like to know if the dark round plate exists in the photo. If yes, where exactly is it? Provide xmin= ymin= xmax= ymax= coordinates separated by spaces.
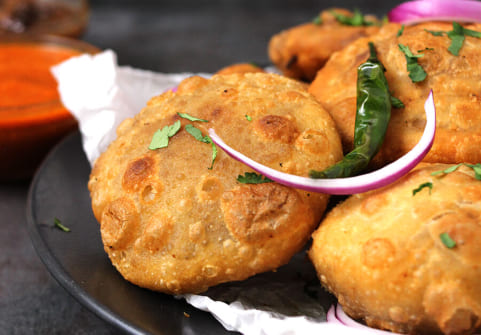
xmin=26 ymin=131 xmax=237 ymax=335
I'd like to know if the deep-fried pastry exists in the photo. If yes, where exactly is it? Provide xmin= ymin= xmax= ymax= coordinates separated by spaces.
xmin=88 ymin=73 xmax=343 ymax=294
xmin=309 ymin=163 xmax=481 ymax=334
xmin=309 ymin=22 xmax=481 ymax=167
xmin=268 ymin=8 xmax=380 ymax=81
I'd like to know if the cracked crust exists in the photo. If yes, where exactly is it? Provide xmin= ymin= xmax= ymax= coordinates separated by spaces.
xmin=309 ymin=22 xmax=481 ymax=167
xmin=268 ymin=8 xmax=380 ymax=81
xmin=309 ymin=163 xmax=481 ymax=334
xmin=88 ymin=73 xmax=342 ymax=294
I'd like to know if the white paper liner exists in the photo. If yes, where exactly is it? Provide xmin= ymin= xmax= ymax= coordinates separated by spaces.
xmin=52 ymin=50 xmax=377 ymax=335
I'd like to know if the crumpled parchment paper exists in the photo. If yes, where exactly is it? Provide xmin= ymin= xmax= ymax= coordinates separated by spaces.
xmin=51 ymin=50 xmax=376 ymax=335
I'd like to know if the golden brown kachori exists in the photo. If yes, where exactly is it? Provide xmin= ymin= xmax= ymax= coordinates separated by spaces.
xmin=88 ymin=72 xmax=343 ymax=294
xmin=309 ymin=163 xmax=481 ymax=334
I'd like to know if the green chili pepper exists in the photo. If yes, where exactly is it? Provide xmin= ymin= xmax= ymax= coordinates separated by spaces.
xmin=310 ymin=42 xmax=391 ymax=178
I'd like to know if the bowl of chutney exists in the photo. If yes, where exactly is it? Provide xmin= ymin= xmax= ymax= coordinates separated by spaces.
xmin=0 ymin=34 xmax=99 ymax=180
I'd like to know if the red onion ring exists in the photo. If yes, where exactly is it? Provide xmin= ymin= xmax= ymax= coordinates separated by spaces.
xmin=388 ymin=0 xmax=481 ymax=24
xmin=208 ymin=91 xmax=436 ymax=195
xmin=326 ymin=305 xmax=345 ymax=325
xmin=335 ymin=304 xmax=400 ymax=334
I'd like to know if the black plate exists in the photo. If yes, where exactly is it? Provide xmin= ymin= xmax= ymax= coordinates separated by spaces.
xmin=26 ymin=132 xmax=238 ymax=335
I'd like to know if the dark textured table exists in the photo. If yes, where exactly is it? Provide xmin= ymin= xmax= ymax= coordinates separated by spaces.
xmin=0 ymin=1 xmax=398 ymax=334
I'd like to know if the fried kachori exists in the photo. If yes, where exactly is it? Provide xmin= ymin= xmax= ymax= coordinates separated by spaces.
xmin=268 ymin=8 xmax=380 ymax=82
xmin=309 ymin=22 xmax=481 ymax=167
xmin=309 ymin=163 xmax=481 ymax=334
xmin=88 ymin=72 xmax=343 ymax=294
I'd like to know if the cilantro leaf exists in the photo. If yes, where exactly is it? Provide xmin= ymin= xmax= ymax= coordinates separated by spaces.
xmin=417 ymin=47 xmax=434 ymax=53
xmin=462 ymin=27 xmax=481 ymax=38
xmin=464 ymin=163 xmax=481 ymax=180
xmin=412 ymin=182 xmax=433 ymax=196
xmin=185 ymin=124 xmax=217 ymax=169
xmin=431 ymin=162 xmax=481 ymax=180
xmin=148 ymin=120 xmax=181 ymax=150
xmin=447 ymin=22 xmax=481 ymax=56
xmin=397 ymin=24 xmax=405 ymax=37
xmin=245 ymin=114 xmax=252 ymax=121
xmin=330 ymin=9 xmax=375 ymax=26
xmin=425 ymin=29 xmax=445 ymax=37
xmin=425 ymin=23 xmax=481 ymax=56
xmin=237 ymin=172 xmax=274 ymax=184
xmin=431 ymin=163 xmax=463 ymax=176
xmin=312 ymin=15 xmax=322 ymax=25
xmin=447 ymin=30 xmax=465 ymax=56
xmin=54 ymin=217 xmax=70 ymax=232
xmin=390 ymin=95 xmax=404 ymax=108
xmin=398 ymin=44 xmax=427 ymax=83
xmin=440 ymin=232 xmax=456 ymax=249
xmin=177 ymin=112 xmax=208 ymax=122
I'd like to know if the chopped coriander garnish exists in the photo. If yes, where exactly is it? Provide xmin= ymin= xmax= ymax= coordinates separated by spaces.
xmin=185 ymin=124 xmax=217 ymax=169
xmin=440 ymin=232 xmax=456 ymax=249
xmin=425 ymin=29 xmax=445 ymax=37
xmin=412 ymin=182 xmax=433 ymax=196
xmin=431 ymin=163 xmax=463 ymax=176
xmin=425 ymin=23 xmax=481 ymax=56
xmin=148 ymin=120 xmax=181 ymax=150
xmin=237 ymin=172 xmax=273 ymax=184
xmin=447 ymin=22 xmax=466 ymax=56
xmin=245 ymin=114 xmax=252 ymax=121
xmin=431 ymin=163 xmax=481 ymax=180
xmin=417 ymin=47 xmax=434 ymax=53
xmin=398 ymin=43 xmax=427 ymax=83
xmin=330 ymin=9 xmax=375 ymax=26
xmin=390 ymin=95 xmax=404 ymax=108
xmin=397 ymin=24 xmax=405 ymax=37
xmin=447 ymin=22 xmax=481 ymax=56
xmin=54 ymin=217 xmax=70 ymax=232
xmin=467 ymin=163 xmax=481 ymax=180
xmin=177 ymin=112 xmax=208 ymax=122
xmin=312 ymin=15 xmax=322 ymax=25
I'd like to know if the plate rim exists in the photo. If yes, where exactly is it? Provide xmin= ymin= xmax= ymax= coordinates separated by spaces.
xmin=25 ymin=131 xmax=149 ymax=335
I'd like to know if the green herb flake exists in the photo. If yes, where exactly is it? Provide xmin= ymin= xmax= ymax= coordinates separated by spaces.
xmin=431 ymin=162 xmax=481 ymax=179
xmin=431 ymin=163 xmax=463 ymax=176
xmin=440 ymin=232 xmax=456 ymax=249
xmin=185 ymin=124 xmax=217 ymax=169
xmin=398 ymin=43 xmax=427 ymax=83
xmin=54 ymin=217 xmax=70 ymax=232
xmin=177 ymin=112 xmax=208 ymax=122
xmin=447 ymin=22 xmax=481 ymax=56
xmin=447 ymin=23 xmax=466 ymax=56
xmin=148 ymin=120 xmax=181 ymax=150
xmin=425 ymin=29 xmax=445 ymax=37
xmin=330 ymin=9 xmax=375 ymax=26
xmin=412 ymin=182 xmax=433 ymax=196
xmin=397 ymin=24 xmax=405 ymax=37
xmin=417 ymin=47 xmax=434 ymax=53
xmin=237 ymin=172 xmax=274 ymax=184
xmin=312 ymin=15 xmax=322 ymax=25
xmin=245 ymin=114 xmax=252 ymax=121
xmin=464 ymin=163 xmax=481 ymax=180
xmin=390 ymin=95 xmax=405 ymax=108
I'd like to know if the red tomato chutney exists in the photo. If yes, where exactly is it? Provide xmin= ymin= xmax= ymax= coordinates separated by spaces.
xmin=0 ymin=40 xmax=91 ymax=179
xmin=0 ymin=43 xmax=79 ymax=124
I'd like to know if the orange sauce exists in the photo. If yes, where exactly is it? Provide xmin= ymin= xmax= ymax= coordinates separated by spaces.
xmin=0 ymin=43 xmax=80 ymax=126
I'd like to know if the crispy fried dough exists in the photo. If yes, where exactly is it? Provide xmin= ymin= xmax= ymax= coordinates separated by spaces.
xmin=215 ymin=62 xmax=265 ymax=75
xmin=309 ymin=163 xmax=481 ymax=334
xmin=88 ymin=73 xmax=343 ymax=294
xmin=268 ymin=9 xmax=380 ymax=82
xmin=309 ymin=22 xmax=481 ymax=167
